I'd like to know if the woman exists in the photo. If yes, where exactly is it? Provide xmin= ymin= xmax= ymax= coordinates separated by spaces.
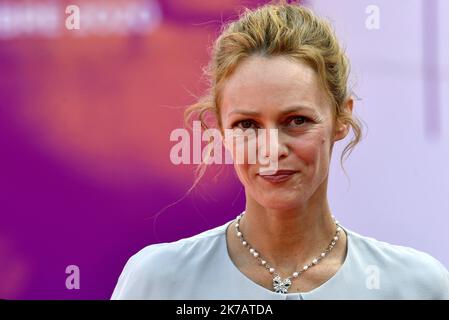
xmin=111 ymin=2 xmax=449 ymax=299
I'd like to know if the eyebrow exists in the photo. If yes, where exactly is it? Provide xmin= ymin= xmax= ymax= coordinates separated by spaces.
xmin=227 ymin=105 xmax=319 ymax=117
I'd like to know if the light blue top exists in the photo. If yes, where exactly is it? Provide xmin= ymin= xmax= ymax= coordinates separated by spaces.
xmin=111 ymin=215 xmax=449 ymax=300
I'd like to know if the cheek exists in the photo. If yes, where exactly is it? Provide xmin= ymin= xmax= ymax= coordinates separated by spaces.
xmin=226 ymin=134 xmax=260 ymax=169
xmin=233 ymin=162 xmax=250 ymax=179
xmin=224 ymin=133 xmax=255 ymax=158
xmin=291 ymin=133 xmax=330 ymax=165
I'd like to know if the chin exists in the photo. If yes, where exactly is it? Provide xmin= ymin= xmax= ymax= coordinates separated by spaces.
xmin=256 ymin=193 xmax=302 ymax=210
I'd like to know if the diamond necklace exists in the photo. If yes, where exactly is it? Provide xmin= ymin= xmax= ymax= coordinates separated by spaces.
xmin=234 ymin=211 xmax=342 ymax=294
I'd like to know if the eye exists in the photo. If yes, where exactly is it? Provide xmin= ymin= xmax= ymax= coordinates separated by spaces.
xmin=232 ymin=119 xmax=258 ymax=130
xmin=286 ymin=116 xmax=309 ymax=127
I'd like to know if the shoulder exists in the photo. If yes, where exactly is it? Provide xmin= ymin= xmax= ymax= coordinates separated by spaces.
xmin=346 ymin=227 xmax=449 ymax=299
xmin=130 ymin=219 xmax=230 ymax=267
xmin=111 ymin=220 xmax=232 ymax=299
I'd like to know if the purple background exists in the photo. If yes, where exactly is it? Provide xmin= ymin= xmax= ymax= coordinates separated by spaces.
xmin=0 ymin=0 xmax=448 ymax=299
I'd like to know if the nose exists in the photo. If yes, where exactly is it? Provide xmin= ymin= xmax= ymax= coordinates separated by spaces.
xmin=258 ymin=126 xmax=289 ymax=164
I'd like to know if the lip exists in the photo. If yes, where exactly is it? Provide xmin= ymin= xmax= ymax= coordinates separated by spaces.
xmin=257 ymin=170 xmax=298 ymax=183
xmin=258 ymin=169 xmax=298 ymax=176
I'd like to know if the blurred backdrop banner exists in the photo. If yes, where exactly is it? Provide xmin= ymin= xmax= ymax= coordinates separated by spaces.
xmin=0 ymin=0 xmax=448 ymax=299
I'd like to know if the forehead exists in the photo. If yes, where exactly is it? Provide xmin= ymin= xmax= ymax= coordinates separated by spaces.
xmin=221 ymin=55 xmax=330 ymax=118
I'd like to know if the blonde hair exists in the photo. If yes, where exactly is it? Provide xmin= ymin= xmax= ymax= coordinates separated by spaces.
xmin=184 ymin=0 xmax=363 ymax=193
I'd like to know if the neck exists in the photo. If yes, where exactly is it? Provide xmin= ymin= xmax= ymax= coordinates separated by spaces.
xmin=239 ymin=182 xmax=337 ymax=274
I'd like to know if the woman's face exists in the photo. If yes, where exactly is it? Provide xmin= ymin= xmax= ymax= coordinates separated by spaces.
xmin=220 ymin=55 xmax=349 ymax=210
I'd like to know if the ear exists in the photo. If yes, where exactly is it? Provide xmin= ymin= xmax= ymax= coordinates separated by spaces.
xmin=333 ymin=97 xmax=353 ymax=142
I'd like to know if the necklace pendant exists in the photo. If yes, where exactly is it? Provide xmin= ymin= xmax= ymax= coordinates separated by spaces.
xmin=273 ymin=275 xmax=292 ymax=294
